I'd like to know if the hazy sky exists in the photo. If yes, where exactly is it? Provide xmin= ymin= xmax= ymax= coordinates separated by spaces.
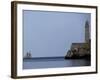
xmin=23 ymin=10 xmax=91 ymax=58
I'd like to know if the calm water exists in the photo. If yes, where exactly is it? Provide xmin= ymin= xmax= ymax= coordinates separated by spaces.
xmin=23 ymin=57 xmax=90 ymax=69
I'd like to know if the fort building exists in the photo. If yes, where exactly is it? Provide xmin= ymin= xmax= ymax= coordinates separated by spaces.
xmin=65 ymin=21 xmax=90 ymax=59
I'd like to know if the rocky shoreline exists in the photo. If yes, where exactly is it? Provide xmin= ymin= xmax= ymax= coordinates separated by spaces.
xmin=65 ymin=54 xmax=90 ymax=60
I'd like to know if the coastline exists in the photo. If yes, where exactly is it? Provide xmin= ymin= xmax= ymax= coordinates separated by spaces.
xmin=65 ymin=54 xmax=90 ymax=60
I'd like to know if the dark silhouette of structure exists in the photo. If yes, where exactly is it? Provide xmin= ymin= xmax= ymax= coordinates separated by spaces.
xmin=25 ymin=51 xmax=32 ymax=58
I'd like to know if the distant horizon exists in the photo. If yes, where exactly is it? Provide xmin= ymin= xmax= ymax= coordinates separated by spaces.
xmin=23 ymin=10 xmax=91 ymax=58
xmin=23 ymin=56 xmax=65 ymax=59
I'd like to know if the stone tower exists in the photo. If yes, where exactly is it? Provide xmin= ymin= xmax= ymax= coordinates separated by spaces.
xmin=85 ymin=21 xmax=90 ymax=43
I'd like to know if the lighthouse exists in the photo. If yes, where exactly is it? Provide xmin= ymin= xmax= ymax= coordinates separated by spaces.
xmin=85 ymin=21 xmax=90 ymax=43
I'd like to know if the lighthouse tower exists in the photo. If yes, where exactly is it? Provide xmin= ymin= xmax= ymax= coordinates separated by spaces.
xmin=85 ymin=21 xmax=90 ymax=43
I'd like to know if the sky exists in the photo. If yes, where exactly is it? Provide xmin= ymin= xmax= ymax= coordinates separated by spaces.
xmin=23 ymin=10 xmax=91 ymax=58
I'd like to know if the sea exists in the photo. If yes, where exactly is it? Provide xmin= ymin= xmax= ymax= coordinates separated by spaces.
xmin=23 ymin=57 xmax=90 ymax=69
